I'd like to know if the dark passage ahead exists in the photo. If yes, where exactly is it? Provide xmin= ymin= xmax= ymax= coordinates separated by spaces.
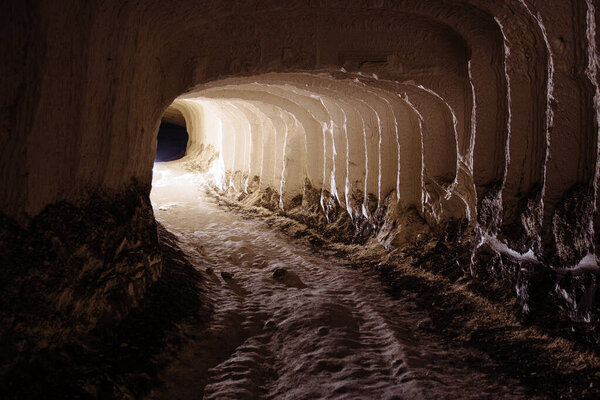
xmin=155 ymin=122 xmax=188 ymax=162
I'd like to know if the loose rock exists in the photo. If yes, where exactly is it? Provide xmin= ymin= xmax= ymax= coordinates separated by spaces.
xmin=221 ymin=271 xmax=234 ymax=280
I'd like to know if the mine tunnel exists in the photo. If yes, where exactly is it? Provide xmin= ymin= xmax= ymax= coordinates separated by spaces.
xmin=2 ymin=1 xmax=600 ymax=398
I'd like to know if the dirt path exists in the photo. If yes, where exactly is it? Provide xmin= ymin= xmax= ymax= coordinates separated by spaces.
xmin=147 ymin=162 xmax=526 ymax=399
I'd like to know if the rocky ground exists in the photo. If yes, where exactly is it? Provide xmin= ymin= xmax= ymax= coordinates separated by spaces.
xmin=0 ymin=222 xmax=208 ymax=399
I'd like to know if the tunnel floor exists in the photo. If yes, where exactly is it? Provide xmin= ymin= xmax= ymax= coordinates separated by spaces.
xmin=148 ymin=162 xmax=532 ymax=399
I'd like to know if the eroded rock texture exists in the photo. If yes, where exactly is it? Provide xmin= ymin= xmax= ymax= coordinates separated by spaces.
xmin=1 ymin=0 xmax=600 ymax=392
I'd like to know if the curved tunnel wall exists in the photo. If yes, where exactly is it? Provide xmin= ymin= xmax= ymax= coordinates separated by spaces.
xmin=2 ymin=0 xmax=600 ymax=346
xmin=172 ymin=72 xmax=464 ymax=226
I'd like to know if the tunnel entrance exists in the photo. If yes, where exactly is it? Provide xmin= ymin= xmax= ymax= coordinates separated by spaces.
xmin=155 ymin=105 xmax=189 ymax=162
xmin=155 ymin=122 xmax=189 ymax=162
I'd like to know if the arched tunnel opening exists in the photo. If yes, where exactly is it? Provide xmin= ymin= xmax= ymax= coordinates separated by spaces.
xmin=154 ymin=107 xmax=189 ymax=162
xmin=3 ymin=1 xmax=600 ymax=398
xmin=155 ymin=123 xmax=189 ymax=162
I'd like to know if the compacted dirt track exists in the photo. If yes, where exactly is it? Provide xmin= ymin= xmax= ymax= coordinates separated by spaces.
xmin=148 ymin=162 xmax=526 ymax=399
